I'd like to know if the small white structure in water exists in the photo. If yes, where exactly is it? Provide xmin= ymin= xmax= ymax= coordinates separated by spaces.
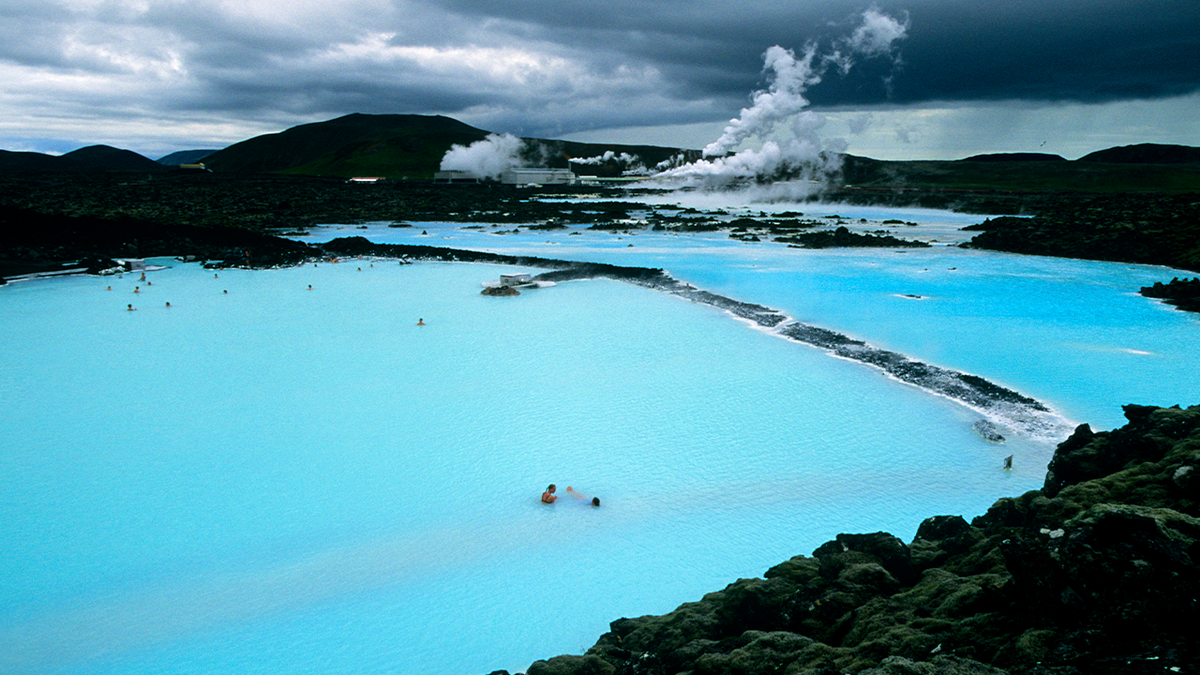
xmin=482 ymin=272 xmax=556 ymax=291
xmin=500 ymin=273 xmax=532 ymax=287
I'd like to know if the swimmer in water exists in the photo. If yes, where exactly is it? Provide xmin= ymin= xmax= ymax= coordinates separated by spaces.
xmin=567 ymin=486 xmax=600 ymax=507
xmin=417 ymin=318 xmax=425 ymax=326
xmin=541 ymin=484 xmax=557 ymax=503
xmin=127 ymin=303 xmax=136 ymax=311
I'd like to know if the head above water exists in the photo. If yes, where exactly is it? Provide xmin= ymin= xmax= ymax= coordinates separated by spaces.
xmin=591 ymin=497 xmax=600 ymax=507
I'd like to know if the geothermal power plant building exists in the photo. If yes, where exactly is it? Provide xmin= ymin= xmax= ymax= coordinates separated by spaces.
xmin=434 ymin=168 xmax=576 ymax=185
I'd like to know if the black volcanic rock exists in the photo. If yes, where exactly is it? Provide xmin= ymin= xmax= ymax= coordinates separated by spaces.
xmin=0 ymin=206 xmax=314 ymax=276
xmin=775 ymin=226 xmax=930 ymax=249
xmin=961 ymin=194 xmax=1200 ymax=273
xmin=509 ymin=403 xmax=1200 ymax=675
xmin=1140 ymin=276 xmax=1200 ymax=314
xmin=481 ymin=285 xmax=520 ymax=296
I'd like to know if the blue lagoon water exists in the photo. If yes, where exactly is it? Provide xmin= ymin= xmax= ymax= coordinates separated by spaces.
xmin=3 ymin=203 xmax=1198 ymax=675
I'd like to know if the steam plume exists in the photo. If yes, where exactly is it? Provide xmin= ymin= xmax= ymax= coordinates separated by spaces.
xmin=439 ymin=133 xmax=525 ymax=179
xmin=568 ymin=151 xmax=648 ymax=175
xmin=657 ymin=7 xmax=908 ymax=189
xmin=701 ymin=45 xmax=822 ymax=159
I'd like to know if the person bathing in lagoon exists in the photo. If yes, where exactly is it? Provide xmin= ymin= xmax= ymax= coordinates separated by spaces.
xmin=541 ymin=484 xmax=557 ymax=503
xmin=566 ymin=486 xmax=601 ymax=507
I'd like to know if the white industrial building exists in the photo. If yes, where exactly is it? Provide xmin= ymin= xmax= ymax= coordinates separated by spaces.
xmin=434 ymin=168 xmax=575 ymax=186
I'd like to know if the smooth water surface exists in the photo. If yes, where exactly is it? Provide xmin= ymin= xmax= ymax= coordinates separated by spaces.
xmin=3 ymin=202 xmax=1198 ymax=675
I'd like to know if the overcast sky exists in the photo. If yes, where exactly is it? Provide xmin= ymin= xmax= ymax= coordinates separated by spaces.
xmin=1 ymin=0 xmax=1197 ymax=160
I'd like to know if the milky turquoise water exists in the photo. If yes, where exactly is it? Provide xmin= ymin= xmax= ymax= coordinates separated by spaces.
xmin=2 ymin=202 xmax=1198 ymax=675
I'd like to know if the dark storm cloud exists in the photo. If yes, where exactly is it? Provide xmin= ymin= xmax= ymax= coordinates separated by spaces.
xmin=1 ymin=0 xmax=1196 ymax=155
xmin=418 ymin=0 xmax=1200 ymax=108
xmin=872 ymin=0 xmax=1200 ymax=104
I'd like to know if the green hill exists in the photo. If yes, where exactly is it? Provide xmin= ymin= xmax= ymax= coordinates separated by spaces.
xmin=1079 ymin=143 xmax=1200 ymax=164
xmin=0 ymin=150 xmax=72 ymax=172
xmin=157 ymin=149 xmax=219 ymax=165
xmin=840 ymin=152 xmax=1200 ymax=193
xmin=0 ymin=145 xmax=165 ymax=173
xmin=61 ymin=145 xmax=166 ymax=172
xmin=200 ymin=113 xmax=698 ymax=179
xmin=202 ymin=113 xmax=493 ymax=177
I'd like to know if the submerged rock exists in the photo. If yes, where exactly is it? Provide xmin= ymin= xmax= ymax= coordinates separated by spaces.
xmin=972 ymin=420 xmax=1006 ymax=443
xmin=481 ymin=285 xmax=520 ymax=296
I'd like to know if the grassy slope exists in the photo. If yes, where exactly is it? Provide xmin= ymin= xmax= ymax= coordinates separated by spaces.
xmin=202 ymin=113 xmax=492 ymax=177
xmin=842 ymin=155 xmax=1200 ymax=193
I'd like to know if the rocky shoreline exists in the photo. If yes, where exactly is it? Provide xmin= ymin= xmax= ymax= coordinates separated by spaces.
xmin=508 ymin=403 xmax=1200 ymax=675
xmin=958 ymin=193 xmax=1200 ymax=276
xmin=1140 ymin=277 xmax=1200 ymax=314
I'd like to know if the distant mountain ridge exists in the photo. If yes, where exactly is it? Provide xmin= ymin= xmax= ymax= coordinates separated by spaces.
xmin=960 ymin=152 xmax=1067 ymax=162
xmin=1078 ymin=143 xmax=1200 ymax=164
xmin=201 ymin=113 xmax=695 ymax=178
xmin=202 ymin=113 xmax=492 ymax=176
xmin=0 ymin=145 xmax=166 ymax=173
xmin=158 ymin=149 xmax=219 ymax=165
xmin=1 ymin=115 xmax=1197 ymax=178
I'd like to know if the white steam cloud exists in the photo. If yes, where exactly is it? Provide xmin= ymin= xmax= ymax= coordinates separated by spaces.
xmin=439 ymin=133 xmax=525 ymax=179
xmin=701 ymin=45 xmax=823 ymax=159
xmin=838 ymin=7 xmax=910 ymax=67
xmin=657 ymin=7 xmax=908 ymax=189
xmin=568 ymin=151 xmax=648 ymax=175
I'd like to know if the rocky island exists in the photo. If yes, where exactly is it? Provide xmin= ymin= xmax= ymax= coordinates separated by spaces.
xmin=510 ymin=403 xmax=1200 ymax=675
